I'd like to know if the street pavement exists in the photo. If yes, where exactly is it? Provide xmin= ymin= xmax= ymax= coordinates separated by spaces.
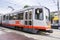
xmin=0 ymin=27 xmax=60 ymax=40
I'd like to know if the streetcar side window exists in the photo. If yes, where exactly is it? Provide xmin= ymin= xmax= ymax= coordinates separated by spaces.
xmin=25 ymin=12 xmax=28 ymax=19
xmin=6 ymin=15 xmax=8 ymax=20
xmin=35 ymin=8 xmax=43 ymax=20
xmin=18 ymin=13 xmax=23 ymax=20
xmin=13 ymin=14 xmax=18 ymax=20
xmin=29 ymin=11 xmax=32 ymax=19
xmin=3 ymin=15 xmax=5 ymax=20
xmin=9 ymin=14 xmax=13 ymax=20
xmin=45 ymin=8 xmax=50 ymax=21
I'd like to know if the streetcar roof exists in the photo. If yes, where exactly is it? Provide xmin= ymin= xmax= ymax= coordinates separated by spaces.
xmin=2 ymin=6 xmax=49 ymax=15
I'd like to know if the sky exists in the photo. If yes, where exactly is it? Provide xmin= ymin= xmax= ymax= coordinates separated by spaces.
xmin=0 ymin=0 xmax=60 ymax=14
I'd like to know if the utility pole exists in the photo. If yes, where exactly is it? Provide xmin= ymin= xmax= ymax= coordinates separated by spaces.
xmin=57 ymin=0 xmax=60 ymax=27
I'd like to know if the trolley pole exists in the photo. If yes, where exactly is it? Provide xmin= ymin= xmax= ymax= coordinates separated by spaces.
xmin=8 ymin=6 xmax=14 ymax=11
xmin=57 ymin=0 xmax=60 ymax=27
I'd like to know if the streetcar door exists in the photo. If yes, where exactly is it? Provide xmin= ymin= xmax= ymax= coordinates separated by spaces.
xmin=5 ymin=14 xmax=9 ymax=24
xmin=28 ymin=10 xmax=32 ymax=25
xmin=24 ymin=10 xmax=32 ymax=26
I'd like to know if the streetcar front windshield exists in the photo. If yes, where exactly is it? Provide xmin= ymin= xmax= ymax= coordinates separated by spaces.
xmin=35 ymin=8 xmax=43 ymax=20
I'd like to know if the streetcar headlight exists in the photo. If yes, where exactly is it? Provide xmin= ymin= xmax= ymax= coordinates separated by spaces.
xmin=46 ymin=22 xmax=51 ymax=29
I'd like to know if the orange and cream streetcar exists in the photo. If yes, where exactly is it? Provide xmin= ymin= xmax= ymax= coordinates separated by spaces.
xmin=0 ymin=6 xmax=53 ymax=33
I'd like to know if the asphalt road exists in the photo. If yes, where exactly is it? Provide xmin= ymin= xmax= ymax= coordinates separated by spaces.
xmin=0 ymin=27 xmax=60 ymax=40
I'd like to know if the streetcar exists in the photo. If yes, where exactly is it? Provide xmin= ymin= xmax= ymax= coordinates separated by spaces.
xmin=51 ymin=15 xmax=59 ymax=29
xmin=0 ymin=6 xmax=53 ymax=33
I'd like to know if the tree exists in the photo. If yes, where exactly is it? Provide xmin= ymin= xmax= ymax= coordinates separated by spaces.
xmin=24 ymin=5 xmax=30 ymax=8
